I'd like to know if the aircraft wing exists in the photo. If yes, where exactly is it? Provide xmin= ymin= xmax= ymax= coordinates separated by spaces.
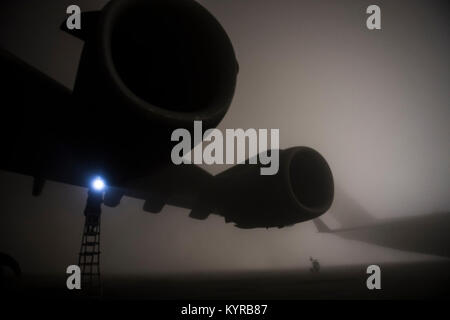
xmin=0 ymin=48 xmax=93 ymax=188
xmin=313 ymin=212 xmax=450 ymax=258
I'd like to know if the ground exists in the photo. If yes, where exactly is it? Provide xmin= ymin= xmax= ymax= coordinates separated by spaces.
xmin=2 ymin=260 xmax=449 ymax=300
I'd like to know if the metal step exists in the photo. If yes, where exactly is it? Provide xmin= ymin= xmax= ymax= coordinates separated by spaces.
xmin=79 ymin=251 xmax=101 ymax=256
xmin=82 ymin=241 xmax=99 ymax=246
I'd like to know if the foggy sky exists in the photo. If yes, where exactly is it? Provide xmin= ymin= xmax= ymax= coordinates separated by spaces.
xmin=0 ymin=0 xmax=448 ymax=275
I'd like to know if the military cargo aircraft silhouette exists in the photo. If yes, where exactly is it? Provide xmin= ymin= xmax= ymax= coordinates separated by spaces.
xmin=0 ymin=0 xmax=334 ymax=229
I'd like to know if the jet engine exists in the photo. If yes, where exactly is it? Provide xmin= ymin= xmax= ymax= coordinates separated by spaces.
xmin=123 ymin=147 xmax=334 ymax=228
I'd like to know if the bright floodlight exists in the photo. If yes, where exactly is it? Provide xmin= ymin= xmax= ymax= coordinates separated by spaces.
xmin=92 ymin=177 xmax=106 ymax=191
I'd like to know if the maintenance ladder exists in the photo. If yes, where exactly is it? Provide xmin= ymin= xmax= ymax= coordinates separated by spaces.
xmin=78 ymin=214 xmax=101 ymax=294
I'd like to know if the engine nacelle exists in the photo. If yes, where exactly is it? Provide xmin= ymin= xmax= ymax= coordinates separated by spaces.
xmin=213 ymin=147 xmax=334 ymax=228
xmin=62 ymin=0 xmax=239 ymax=182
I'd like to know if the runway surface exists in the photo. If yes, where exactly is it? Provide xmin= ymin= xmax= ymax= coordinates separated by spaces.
xmin=2 ymin=260 xmax=450 ymax=300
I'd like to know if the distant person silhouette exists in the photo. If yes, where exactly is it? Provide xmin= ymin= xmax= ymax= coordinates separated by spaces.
xmin=309 ymin=257 xmax=320 ymax=273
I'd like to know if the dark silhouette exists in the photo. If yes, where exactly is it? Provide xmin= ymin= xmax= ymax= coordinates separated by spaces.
xmin=0 ymin=0 xmax=334 ymax=229
xmin=314 ymin=211 xmax=450 ymax=258
xmin=0 ymin=1 xmax=335 ymax=297
xmin=114 ymin=147 xmax=334 ymax=229
xmin=78 ymin=189 xmax=104 ymax=295
xmin=0 ymin=0 xmax=239 ymax=192
xmin=309 ymin=257 xmax=320 ymax=273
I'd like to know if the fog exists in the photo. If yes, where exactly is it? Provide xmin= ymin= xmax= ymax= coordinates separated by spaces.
xmin=0 ymin=0 xmax=448 ymax=275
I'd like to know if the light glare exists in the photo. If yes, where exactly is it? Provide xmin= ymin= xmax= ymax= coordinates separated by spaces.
xmin=92 ymin=177 xmax=105 ymax=191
